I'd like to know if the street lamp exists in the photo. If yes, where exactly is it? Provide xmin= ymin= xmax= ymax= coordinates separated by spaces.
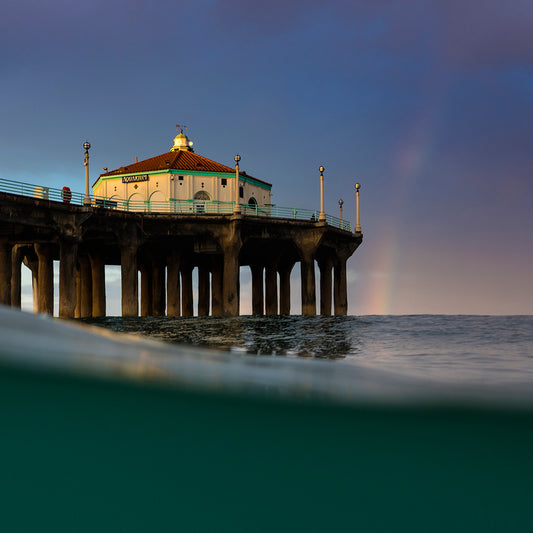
xmin=355 ymin=183 xmax=361 ymax=233
xmin=338 ymin=198 xmax=344 ymax=223
xmin=83 ymin=141 xmax=91 ymax=206
xmin=319 ymin=165 xmax=326 ymax=222
xmin=234 ymin=154 xmax=241 ymax=214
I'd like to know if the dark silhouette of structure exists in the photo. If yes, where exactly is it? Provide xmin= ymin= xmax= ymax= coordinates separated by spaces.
xmin=0 ymin=191 xmax=362 ymax=317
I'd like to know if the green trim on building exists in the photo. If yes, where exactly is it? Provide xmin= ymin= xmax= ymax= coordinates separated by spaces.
xmin=93 ymin=169 xmax=271 ymax=191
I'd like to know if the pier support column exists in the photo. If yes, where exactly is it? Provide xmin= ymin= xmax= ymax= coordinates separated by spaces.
xmin=121 ymin=245 xmax=138 ymax=317
xmin=278 ymin=263 xmax=293 ymax=316
xmin=300 ymin=252 xmax=316 ymax=316
xmin=181 ymin=262 xmax=194 ymax=317
xmin=251 ymin=264 xmax=264 ymax=316
xmin=11 ymin=246 xmax=25 ymax=309
xmin=32 ymin=272 xmax=39 ymax=312
xmin=59 ymin=241 xmax=78 ymax=318
xmin=23 ymin=251 xmax=39 ymax=313
xmin=0 ymin=241 xmax=12 ymax=306
xmin=265 ymin=264 xmax=278 ymax=316
xmin=334 ymin=259 xmax=348 ymax=316
xmin=75 ymin=266 xmax=81 ymax=318
xmin=198 ymin=264 xmax=210 ymax=316
xmin=223 ymin=249 xmax=240 ymax=316
xmin=78 ymin=255 xmax=93 ymax=318
xmin=167 ymin=250 xmax=181 ymax=316
xmin=89 ymin=251 xmax=105 ymax=318
xmin=35 ymin=243 xmax=54 ymax=315
xmin=211 ymin=257 xmax=223 ymax=317
xmin=220 ymin=218 xmax=242 ymax=317
xmin=319 ymin=258 xmax=333 ymax=316
xmin=140 ymin=261 xmax=153 ymax=316
xmin=152 ymin=255 xmax=166 ymax=316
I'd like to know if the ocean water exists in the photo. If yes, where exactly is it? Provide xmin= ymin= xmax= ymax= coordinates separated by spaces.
xmin=86 ymin=314 xmax=533 ymax=387
xmin=1 ymin=309 xmax=533 ymax=532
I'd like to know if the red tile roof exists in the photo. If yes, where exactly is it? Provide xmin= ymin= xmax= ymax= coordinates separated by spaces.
xmin=96 ymin=150 xmax=271 ymax=187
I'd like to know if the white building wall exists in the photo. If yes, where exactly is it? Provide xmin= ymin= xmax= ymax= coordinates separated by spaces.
xmin=94 ymin=173 xmax=271 ymax=206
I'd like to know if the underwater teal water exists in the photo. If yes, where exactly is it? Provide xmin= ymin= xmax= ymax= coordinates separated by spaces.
xmin=1 ymin=311 xmax=532 ymax=531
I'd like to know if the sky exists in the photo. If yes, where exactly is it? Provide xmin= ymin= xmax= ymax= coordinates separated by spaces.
xmin=2 ymin=0 xmax=532 ymax=315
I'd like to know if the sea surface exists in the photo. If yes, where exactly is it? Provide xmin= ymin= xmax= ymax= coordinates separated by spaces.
xmin=85 ymin=314 xmax=533 ymax=387
xmin=1 ymin=309 xmax=533 ymax=532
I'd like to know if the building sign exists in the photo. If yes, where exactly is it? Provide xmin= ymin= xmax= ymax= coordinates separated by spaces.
xmin=122 ymin=174 xmax=149 ymax=184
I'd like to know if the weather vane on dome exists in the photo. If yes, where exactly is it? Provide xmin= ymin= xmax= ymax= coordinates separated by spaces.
xmin=176 ymin=124 xmax=187 ymax=134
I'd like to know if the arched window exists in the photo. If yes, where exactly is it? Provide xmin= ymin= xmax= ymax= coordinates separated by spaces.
xmin=128 ymin=193 xmax=145 ymax=212
xmin=194 ymin=191 xmax=211 ymax=201
xmin=246 ymin=196 xmax=258 ymax=215
xmin=150 ymin=191 xmax=166 ymax=202
xmin=108 ymin=195 xmax=120 ymax=209
xmin=193 ymin=190 xmax=211 ymax=213
xmin=149 ymin=191 xmax=166 ymax=212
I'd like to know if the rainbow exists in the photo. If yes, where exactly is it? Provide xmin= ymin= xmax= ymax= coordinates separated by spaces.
xmin=364 ymin=96 xmax=441 ymax=314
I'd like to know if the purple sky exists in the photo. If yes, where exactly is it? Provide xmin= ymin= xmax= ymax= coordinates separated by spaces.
xmin=2 ymin=0 xmax=532 ymax=314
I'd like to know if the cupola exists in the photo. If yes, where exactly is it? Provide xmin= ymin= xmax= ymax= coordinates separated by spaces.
xmin=171 ymin=125 xmax=194 ymax=152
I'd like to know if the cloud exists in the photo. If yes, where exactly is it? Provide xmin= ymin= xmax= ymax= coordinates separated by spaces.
xmin=432 ymin=0 xmax=533 ymax=67
xmin=4 ymin=0 xmax=530 ymax=79
xmin=0 ymin=0 xmax=199 ymax=73
xmin=212 ymin=0 xmax=533 ymax=68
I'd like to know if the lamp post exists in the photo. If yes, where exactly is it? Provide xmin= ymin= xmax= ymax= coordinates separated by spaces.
xmin=355 ymin=183 xmax=361 ymax=233
xmin=83 ymin=141 xmax=91 ymax=206
xmin=234 ymin=154 xmax=241 ymax=214
xmin=319 ymin=165 xmax=326 ymax=222
xmin=338 ymin=199 xmax=344 ymax=223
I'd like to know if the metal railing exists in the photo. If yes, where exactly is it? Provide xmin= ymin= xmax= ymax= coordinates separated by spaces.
xmin=0 ymin=177 xmax=87 ymax=205
xmin=0 ymin=177 xmax=352 ymax=231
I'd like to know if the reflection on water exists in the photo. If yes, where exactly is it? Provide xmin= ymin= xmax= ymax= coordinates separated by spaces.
xmin=85 ymin=315 xmax=360 ymax=359
xmin=84 ymin=315 xmax=533 ymax=385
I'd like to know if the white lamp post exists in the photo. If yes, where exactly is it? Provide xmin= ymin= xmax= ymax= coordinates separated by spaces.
xmin=319 ymin=165 xmax=326 ymax=222
xmin=83 ymin=141 xmax=91 ymax=206
xmin=234 ymin=154 xmax=241 ymax=214
xmin=355 ymin=183 xmax=361 ymax=233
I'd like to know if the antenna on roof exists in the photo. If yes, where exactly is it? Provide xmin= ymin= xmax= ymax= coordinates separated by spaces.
xmin=176 ymin=124 xmax=187 ymax=134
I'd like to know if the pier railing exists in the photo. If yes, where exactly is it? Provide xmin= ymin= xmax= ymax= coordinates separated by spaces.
xmin=0 ymin=177 xmax=351 ymax=231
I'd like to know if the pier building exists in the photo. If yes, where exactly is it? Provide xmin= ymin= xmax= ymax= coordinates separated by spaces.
xmin=92 ymin=129 xmax=272 ymax=211
xmin=0 ymin=133 xmax=362 ymax=318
